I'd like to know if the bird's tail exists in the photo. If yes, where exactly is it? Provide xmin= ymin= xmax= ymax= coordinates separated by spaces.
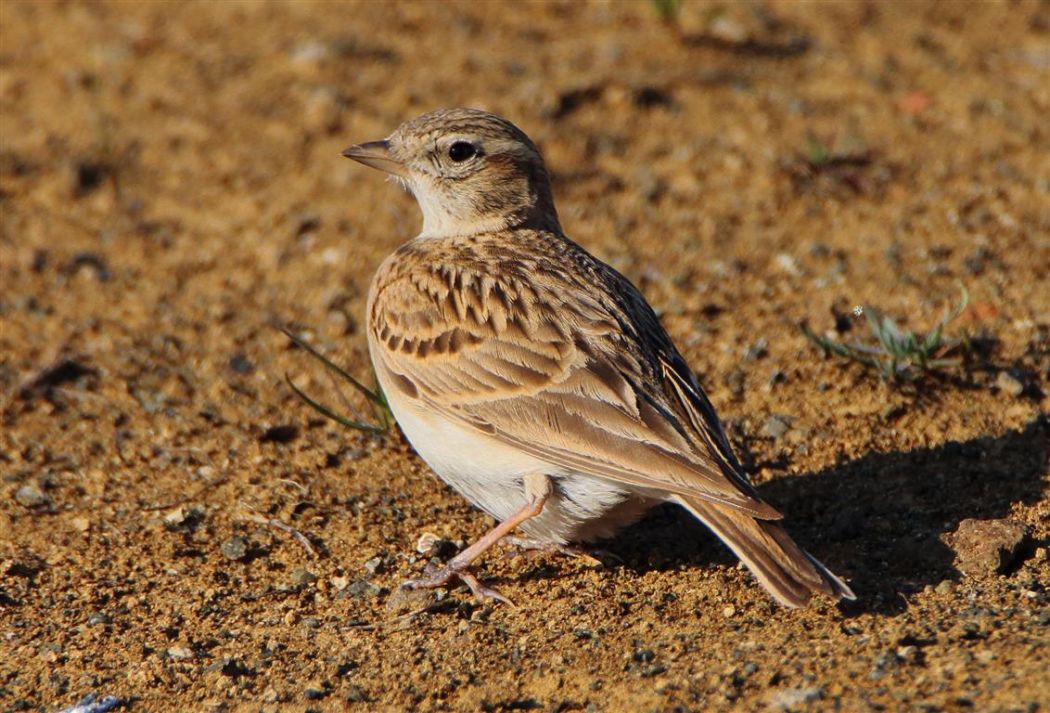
xmin=675 ymin=495 xmax=855 ymax=608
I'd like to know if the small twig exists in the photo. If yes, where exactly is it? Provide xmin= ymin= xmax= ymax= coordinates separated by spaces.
xmin=276 ymin=478 xmax=309 ymax=496
xmin=246 ymin=513 xmax=317 ymax=558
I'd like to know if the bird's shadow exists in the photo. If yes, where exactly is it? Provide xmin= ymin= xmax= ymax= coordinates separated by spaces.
xmin=591 ymin=414 xmax=1048 ymax=615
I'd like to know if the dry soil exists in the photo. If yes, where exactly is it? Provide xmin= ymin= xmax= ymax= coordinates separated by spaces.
xmin=1 ymin=1 xmax=1049 ymax=712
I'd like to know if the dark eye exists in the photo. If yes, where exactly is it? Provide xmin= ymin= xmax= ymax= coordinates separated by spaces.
xmin=448 ymin=141 xmax=477 ymax=162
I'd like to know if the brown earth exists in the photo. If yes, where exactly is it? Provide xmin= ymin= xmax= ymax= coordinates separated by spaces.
xmin=2 ymin=1 xmax=1049 ymax=711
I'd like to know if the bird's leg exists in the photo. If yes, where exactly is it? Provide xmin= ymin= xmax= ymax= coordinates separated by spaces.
xmin=401 ymin=475 xmax=551 ymax=605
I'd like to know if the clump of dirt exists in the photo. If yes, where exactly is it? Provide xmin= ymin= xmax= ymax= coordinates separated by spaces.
xmin=1 ymin=2 xmax=1048 ymax=711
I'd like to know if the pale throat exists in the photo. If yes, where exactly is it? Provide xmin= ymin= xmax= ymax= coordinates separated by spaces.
xmin=410 ymin=180 xmax=532 ymax=239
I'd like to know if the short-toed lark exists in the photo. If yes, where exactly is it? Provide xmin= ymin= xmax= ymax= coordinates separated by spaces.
xmin=343 ymin=108 xmax=854 ymax=608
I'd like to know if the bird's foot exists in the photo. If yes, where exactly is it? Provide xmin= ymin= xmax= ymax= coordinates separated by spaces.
xmin=500 ymin=536 xmax=604 ymax=567
xmin=401 ymin=561 xmax=514 ymax=607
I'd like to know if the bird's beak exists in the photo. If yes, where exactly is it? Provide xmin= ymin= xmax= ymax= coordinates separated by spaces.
xmin=341 ymin=140 xmax=408 ymax=178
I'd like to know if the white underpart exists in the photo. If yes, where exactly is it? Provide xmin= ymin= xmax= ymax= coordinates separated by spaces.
xmin=379 ymin=365 xmax=656 ymax=544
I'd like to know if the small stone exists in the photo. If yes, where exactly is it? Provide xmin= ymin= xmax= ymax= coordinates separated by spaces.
xmin=168 ymin=646 xmax=194 ymax=661
xmin=709 ymin=15 xmax=747 ymax=43
xmin=363 ymin=556 xmax=387 ymax=575
xmin=87 ymin=612 xmax=111 ymax=626
xmin=259 ymin=424 xmax=299 ymax=443
xmin=289 ymin=40 xmax=329 ymax=74
xmin=228 ymin=354 xmax=253 ymax=375
xmin=14 ymin=484 xmax=49 ymax=509
xmin=744 ymin=338 xmax=768 ymax=361
xmin=415 ymin=532 xmax=441 ymax=554
xmin=762 ymin=414 xmax=793 ymax=440
xmin=935 ymin=579 xmax=954 ymax=595
xmin=945 ymin=518 xmax=1031 ymax=576
xmin=163 ymin=505 xmax=204 ymax=529
xmin=896 ymin=645 xmax=919 ymax=663
xmin=722 ymin=604 xmax=736 ymax=618
xmin=220 ymin=536 xmax=249 ymax=561
xmin=384 ymin=585 xmax=435 ymax=613
xmin=304 ymin=683 xmax=327 ymax=700
xmin=70 ymin=516 xmax=90 ymax=532
xmin=330 ymin=575 xmax=349 ymax=591
xmin=995 ymin=370 xmax=1025 ymax=397
xmin=345 ymin=578 xmax=381 ymax=599
xmin=415 ymin=532 xmax=456 ymax=558
xmin=766 ymin=687 xmax=823 ymax=710
xmin=291 ymin=568 xmax=318 ymax=586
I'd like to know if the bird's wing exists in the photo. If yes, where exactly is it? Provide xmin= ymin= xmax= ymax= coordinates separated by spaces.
xmin=369 ymin=238 xmax=780 ymax=520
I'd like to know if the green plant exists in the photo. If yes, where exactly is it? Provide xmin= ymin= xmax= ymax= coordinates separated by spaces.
xmin=652 ymin=0 xmax=683 ymax=25
xmin=280 ymin=326 xmax=390 ymax=434
xmin=800 ymin=287 xmax=971 ymax=382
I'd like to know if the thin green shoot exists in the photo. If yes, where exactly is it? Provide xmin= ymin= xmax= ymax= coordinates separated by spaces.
xmin=280 ymin=326 xmax=390 ymax=434
xmin=800 ymin=286 xmax=970 ymax=382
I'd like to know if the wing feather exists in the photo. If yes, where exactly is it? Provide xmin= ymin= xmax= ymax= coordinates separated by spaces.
xmin=369 ymin=237 xmax=781 ymax=520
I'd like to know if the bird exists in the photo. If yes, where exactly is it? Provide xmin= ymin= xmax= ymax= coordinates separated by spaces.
xmin=341 ymin=107 xmax=854 ymax=608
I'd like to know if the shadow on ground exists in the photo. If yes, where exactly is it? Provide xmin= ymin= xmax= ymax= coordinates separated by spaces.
xmin=601 ymin=414 xmax=1048 ymax=615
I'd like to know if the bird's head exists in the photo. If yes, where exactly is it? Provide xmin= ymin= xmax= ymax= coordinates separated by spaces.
xmin=343 ymin=108 xmax=560 ymax=238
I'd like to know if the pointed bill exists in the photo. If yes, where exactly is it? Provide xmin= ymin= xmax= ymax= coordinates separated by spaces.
xmin=341 ymin=140 xmax=409 ymax=178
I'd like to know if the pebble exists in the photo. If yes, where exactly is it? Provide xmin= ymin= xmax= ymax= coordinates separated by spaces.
xmin=415 ymin=532 xmax=441 ymax=554
xmin=56 ymin=694 xmax=122 ymax=713
xmin=766 ymin=687 xmax=822 ymax=710
xmin=220 ymin=536 xmax=249 ymax=561
xmin=935 ymin=579 xmax=954 ymax=595
xmin=345 ymin=578 xmax=381 ymax=599
xmin=415 ymin=532 xmax=457 ymax=558
xmin=291 ymin=568 xmax=318 ymax=586
xmin=363 ymin=556 xmax=387 ymax=575
xmin=167 ymin=647 xmax=194 ymax=661
xmin=303 ymin=683 xmax=327 ymax=700
xmin=995 ymin=370 xmax=1025 ymax=397
xmin=163 ymin=505 xmax=204 ymax=528
xmin=762 ymin=414 xmax=794 ymax=440
xmin=945 ymin=518 xmax=1030 ymax=576
xmin=14 ymin=484 xmax=50 ymax=509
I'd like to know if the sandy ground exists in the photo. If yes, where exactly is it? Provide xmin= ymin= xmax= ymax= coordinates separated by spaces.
xmin=1 ymin=1 xmax=1048 ymax=711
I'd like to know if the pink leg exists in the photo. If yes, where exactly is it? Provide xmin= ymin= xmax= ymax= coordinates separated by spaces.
xmin=401 ymin=484 xmax=551 ymax=605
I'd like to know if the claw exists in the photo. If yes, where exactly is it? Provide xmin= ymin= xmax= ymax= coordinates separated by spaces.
xmin=401 ymin=565 xmax=514 ymax=606
xmin=459 ymin=571 xmax=515 ymax=607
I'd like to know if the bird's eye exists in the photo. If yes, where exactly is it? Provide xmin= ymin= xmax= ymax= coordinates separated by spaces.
xmin=447 ymin=141 xmax=477 ymax=162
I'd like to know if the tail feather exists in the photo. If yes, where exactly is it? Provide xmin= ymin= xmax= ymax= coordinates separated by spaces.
xmin=675 ymin=495 xmax=855 ymax=608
